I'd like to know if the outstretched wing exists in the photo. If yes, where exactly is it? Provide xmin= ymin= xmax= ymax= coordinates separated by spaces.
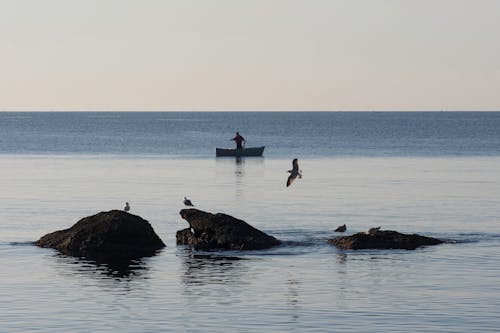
xmin=286 ymin=174 xmax=296 ymax=187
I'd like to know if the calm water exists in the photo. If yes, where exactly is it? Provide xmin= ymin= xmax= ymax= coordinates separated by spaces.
xmin=1 ymin=111 xmax=499 ymax=157
xmin=1 ymin=112 xmax=500 ymax=332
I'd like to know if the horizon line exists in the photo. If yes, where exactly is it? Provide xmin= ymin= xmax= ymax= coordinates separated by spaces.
xmin=1 ymin=109 xmax=500 ymax=113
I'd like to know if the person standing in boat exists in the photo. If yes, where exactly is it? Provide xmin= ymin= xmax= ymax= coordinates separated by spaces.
xmin=231 ymin=132 xmax=245 ymax=149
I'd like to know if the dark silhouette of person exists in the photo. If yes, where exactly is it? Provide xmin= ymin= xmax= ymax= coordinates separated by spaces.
xmin=231 ymin=132 xmax=245 ymax=149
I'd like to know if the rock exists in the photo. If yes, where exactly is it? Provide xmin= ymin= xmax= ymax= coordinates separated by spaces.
xmin=177 ymin=208 xmax=281 ymax=250
xmin=328 ymin=230 xmax=443 ymax=250
xmin=35 ymin=210 xmax=165 ymax=259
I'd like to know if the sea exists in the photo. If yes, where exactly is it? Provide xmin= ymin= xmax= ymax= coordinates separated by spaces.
xmin=1 ymin=111 xmax=500 ymax=333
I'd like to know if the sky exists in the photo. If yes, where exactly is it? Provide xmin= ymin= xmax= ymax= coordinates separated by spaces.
xmin=1 ymin=0 xmax=499 ymax=111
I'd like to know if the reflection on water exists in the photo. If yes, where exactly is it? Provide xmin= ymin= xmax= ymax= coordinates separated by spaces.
xmin=178 ymin=249 xmax=258 ymax=309
xmin=52 ymin=252 xmax=152 ymax=281
xmin=215 ymin=156 xmax=265 ymax=179
xmin=215 ymin=157 xmax=265 ymax=200
xmin=235 ymin=157 xmax=245 ymax=198
xmin=180 ymin=249 xmax=247 ymax=287
xmin=286 ymin=278 xmax=301 ymax=322
xmin=235 ymin=157 xmax=245 ymax=177
xmin=336 ymin=252 xmax=347 ymax=265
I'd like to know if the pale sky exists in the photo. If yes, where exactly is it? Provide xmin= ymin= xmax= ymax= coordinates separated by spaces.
xmin=1 ymin=0 xmax=499 ymax=111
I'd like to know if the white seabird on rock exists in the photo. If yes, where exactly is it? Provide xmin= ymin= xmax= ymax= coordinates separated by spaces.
xmin=365 ymin=226 xmax=381 ymax=235
xmin=183 ymin=197 xmax=194 ymax=207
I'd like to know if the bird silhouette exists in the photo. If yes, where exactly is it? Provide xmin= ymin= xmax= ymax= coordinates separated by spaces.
xmin=334 ymin=224 xmax=346 ymax=232
xmin=183 ymin=197 xmax=194 ymax=206
xmin=124 ymin=202 xmax=130 ymax=212
xmin=286 ymin=158 xmax=302 ymax=187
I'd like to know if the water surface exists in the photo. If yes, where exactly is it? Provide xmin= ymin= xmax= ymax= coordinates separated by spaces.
xmin=1 ymin=112 xmax=500 ymax=332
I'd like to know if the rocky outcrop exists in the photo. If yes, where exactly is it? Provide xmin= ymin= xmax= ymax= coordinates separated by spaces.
xmin=177 ymin=209 xmax=281 ymax=250
xmin=35 ymin=210 xmax=165 ymax=259
xmin=328 ymin=230 xmax=443 ymax=250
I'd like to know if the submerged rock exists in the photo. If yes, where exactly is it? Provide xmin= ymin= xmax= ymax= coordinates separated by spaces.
xmin=328 ymin=230 xmax=443 ymax=250
xmin=177 ymin=208 xmax=281 ymax=250
xmin=35 ymin=210 xmax=165 ymax=259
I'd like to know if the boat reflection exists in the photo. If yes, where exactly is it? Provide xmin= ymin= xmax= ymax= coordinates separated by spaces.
xmin=215 ymin=157 xmax=264 ymax=200
xmin=215 ymin=156 xmax=264 ymax=179
xmin=235 ymin=156 xmax=245 ymax=177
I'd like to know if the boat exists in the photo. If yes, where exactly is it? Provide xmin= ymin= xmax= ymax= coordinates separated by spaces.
xmin=216 ymin=146 xmax=265 ymax=157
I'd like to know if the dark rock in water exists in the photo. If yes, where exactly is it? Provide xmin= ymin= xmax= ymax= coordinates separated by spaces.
xmin=328 ymin=230 xmax=443 ymax=250
xmin=35 ymin=210 xmax=165 ymax=259
xmin=177 ymin=208 xmax=281 ymax=250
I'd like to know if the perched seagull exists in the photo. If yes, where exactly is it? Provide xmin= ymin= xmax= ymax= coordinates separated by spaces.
xmin=124 ymin=202 xmax=130 ymax=212
xmin=365 ymin=226 xmax=381 ymax=235
xmin=183 ymin=196 xmax=194 ymax=207
xmin=334 ymin=224 xmax=347 ymax=232
xmin=286 ymin=158 xmax=302 ymax=187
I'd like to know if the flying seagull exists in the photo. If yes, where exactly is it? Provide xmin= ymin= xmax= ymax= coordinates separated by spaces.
xmin=334 ymin=224 xmax=346 ymax=232
xmin=124 ymin=202 xmax=130 ymax=212
xmin=286 ymin=158 xmax=302 ymax=187
xmin=365 ymin=226 xmax=381 ymax=235
xmin=183 ymin=197 xmax=194 ymax=207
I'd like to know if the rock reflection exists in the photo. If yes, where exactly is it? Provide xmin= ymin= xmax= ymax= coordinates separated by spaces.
xmin=286 ymin=278 xmax=301 ymax=321
xmin=180 ymin=250 xmax=248 ymax=288
xmin=52 ymin=251 xmax=155 ymax=280
xmin=336 ymin=252 xmax=347 ymax=265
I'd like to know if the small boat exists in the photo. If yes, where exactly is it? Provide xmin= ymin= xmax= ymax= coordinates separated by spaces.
xmin=216 ymin=146 xmax=265 ymax=157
